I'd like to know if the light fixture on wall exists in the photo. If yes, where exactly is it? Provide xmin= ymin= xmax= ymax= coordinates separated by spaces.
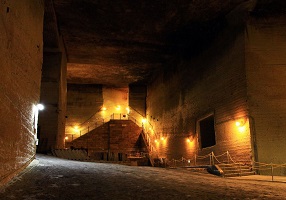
xmin=235 ymin=118 xmax=247 ymax=133
xmin=36 ymin=103 xmax=45 ymax=111
xmin=116 ymin=105 xmax=121 ymax=111
xmin=101 ymin=106 xmax=107 ymax=111
xmin=126 ymin=107 xmax=130 ymax=114
xmin=186 ymin=135 xmax=194 ymax=143
xmin=74 ymin=126 xmax=80 ymax=133
xmin=235 ymin=118 xmax=246 ymax=127
xmin=141 ymin=118 xmax=147 ymax=124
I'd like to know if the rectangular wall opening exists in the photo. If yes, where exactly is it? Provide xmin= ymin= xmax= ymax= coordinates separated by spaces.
xmin=199 ymin=115 xmax=216 ymax=148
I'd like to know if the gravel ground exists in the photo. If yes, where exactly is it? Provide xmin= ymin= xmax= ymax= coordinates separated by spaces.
xmin=0 ymin=154 xmax=286 ymax=200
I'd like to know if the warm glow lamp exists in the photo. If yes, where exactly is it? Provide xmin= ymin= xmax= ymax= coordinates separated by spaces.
xmin=126 ymin=107 xmax=130 ymax=113
xmin=142 ymin=118 xmax=147 ymax=124
xmin=74 ymin=126 xmax=80 ymax=133
xmin=235 ymin=118 xmax=246 ymax=127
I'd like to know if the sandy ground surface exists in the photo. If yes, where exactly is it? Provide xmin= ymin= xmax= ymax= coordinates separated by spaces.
xmin=0 ymin=154 xmax=286 ymax=200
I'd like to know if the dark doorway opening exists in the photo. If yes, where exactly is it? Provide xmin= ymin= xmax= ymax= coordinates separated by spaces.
xmin=200 ymin=115 xmax=216 ymax=148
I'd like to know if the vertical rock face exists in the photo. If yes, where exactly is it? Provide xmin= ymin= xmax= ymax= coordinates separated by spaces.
xmin=146 ymin=17 xmax=252 ymax=163
xmin=246 ymin=15 xmax=286 ymax=175
xmin=0 ymin=0 xmax=44 ymax=183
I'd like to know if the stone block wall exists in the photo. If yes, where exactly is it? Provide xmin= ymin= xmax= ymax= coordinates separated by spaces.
xmin=0 ymin=0 xmax=44 ymax=184
xmin=66 ymin=84 xmax=103 ymax=137
xmin=68 ymin=120 xmax=143 ymax=161
xmin=246 ymin=16 xmax=286 ymax=175
xmin=146 ymin=21 xmax=252 ymax=164
xmin=129 ymin=85 xmax=147 ymax=117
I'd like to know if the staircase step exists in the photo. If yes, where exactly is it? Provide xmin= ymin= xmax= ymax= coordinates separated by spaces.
xmin=218 ymin=163 xmax=254 ymax=177
xmin=223 ymin=171 xmax=255 ymax=177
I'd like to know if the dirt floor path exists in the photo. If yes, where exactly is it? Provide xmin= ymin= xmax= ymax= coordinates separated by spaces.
xmin=1 ymin=154 xmax=286 ymax=200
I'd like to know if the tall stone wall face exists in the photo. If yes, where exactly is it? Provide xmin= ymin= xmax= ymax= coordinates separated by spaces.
xmin=129 ymin=85 xmax=147 ymax=117
xmin=65 ymin=86 xmax=129 ymax=142
xmin=147 ymin=25 xmax=252 ymax=164
xmin=69 ymin=120 xmax=143 ymax=160
xmin=66 ymin=84 xmax=103 ymax=137
xmin=246 ymin=16 xmax=286 ymax=175
xmin=0 ymin=0 xmax=44 ymax=183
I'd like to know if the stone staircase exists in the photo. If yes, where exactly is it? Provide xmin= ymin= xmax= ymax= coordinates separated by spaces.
xmin=65 ymin=120 xmax=151 ymax=165
xmin=140 ymin=131 xmax=155 ymax=166
xmin=52 ymin=149 xmax=90 ymax=161
xmin=217 ymin=163 xmax=255 ymax=177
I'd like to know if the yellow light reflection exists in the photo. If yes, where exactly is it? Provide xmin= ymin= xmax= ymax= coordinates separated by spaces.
xmin=238 ymin=126 xmax=246 ymax=133
xmin=235 ymin=118 xmax=246 ymax=127
xmin=187 ymin=139 xmax=195 ymax=150
xmin=142 ymin=118 xmax=147 ymax=124
xmin=126 ymin=107 xmax=130 ymax=113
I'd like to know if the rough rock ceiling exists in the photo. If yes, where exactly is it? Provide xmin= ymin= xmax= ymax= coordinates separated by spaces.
xmin=46 ymin=0 xmax=253 ymax=86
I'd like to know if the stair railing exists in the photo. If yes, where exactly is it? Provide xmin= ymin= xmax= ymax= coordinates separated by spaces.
xmin=127 ymin=106 xmax=160 ymax=166
xmin=68 ymin=105 xmax=160 ymax=166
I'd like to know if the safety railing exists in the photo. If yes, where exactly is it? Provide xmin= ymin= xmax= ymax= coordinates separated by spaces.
xmin=127 ymin=107 xmax=160 ymax=166
xmin=166 ymin=152 xmax=286 ymax=180
xmin=73 ymin=111 xmax=135 ymax=138
xmin=68 ymin=106 xmax=160 ymax=166
xmin=77 ymin=117 xmax=111 ymax=136
xmin=166 ymin=151 xmax=247 ymax=168
xmin=253 ymin=162 xmax=286 ymax=181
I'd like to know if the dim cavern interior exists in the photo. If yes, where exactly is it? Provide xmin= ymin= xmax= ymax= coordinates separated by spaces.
xmin=1 ymin=0 xmax=286 ymax=185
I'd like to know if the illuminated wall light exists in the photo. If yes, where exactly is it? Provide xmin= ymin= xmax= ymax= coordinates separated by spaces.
xmin=102 ymin=107 xmax=107 ymax=111
xmin=235 ymin=118 xmax=247 ymax=133
xmin=235 ymin=121 xmax=242 ymax=127
xmin=235 ymin=118 xmax=246 ymax=127
xmin=160 ymin=137 xmax=165 ymax=141
xmin=36 ymin=103 xmax=45 ymax=111
xmin=116 ymin=105 xmax=121 ymax=111
xmin=74 ymin=126 xmax=80 ymax=133
xmin=238 ymin=126 xmax=246 ymax=133
xmin=65 ymin=136 xmax=68 ymax=140
xmin=126 ymin=107 xmax=130 ymax=113
xmin=155 ymin=139 xmax=158 ymax=143
xmin=186 ymin=138 xmax=191 ymax=143
xmin=142 ymin=118 xmax=147 ymax=124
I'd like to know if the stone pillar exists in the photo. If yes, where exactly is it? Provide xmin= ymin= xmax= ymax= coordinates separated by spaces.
xmin=37 ymin=39 xmax=67 ymax=153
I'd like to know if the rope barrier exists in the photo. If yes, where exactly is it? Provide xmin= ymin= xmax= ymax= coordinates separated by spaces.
xmin=213 ymin=155 xmax=222 ymax=164
xmin=166 ymin=150 xmax=286 ymax=177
